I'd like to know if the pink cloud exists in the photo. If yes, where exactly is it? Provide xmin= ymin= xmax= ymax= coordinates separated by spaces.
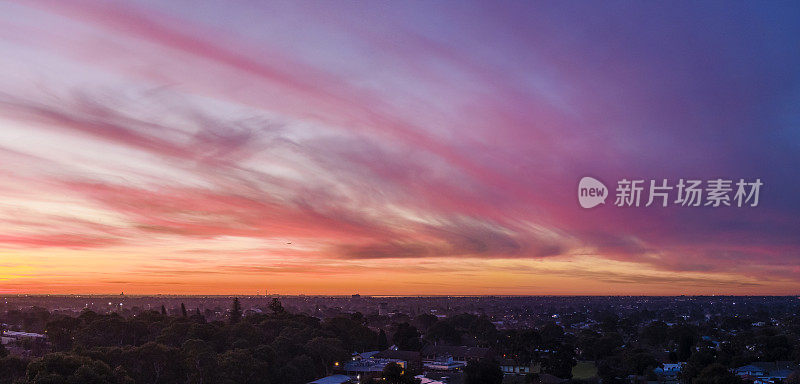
xmin=0 ymin=0 xmax=796 ymax=293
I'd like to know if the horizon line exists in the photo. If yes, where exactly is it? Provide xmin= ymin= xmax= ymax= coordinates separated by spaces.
xmin=2 ymin=293 xmax=799 ymax=298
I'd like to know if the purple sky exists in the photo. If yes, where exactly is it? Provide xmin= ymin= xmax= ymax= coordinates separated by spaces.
xmin=0 ymin=1 xmax=798 ymax=294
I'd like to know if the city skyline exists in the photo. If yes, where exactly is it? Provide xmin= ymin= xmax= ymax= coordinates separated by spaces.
xmin=0 ymin=1 xmax=799 ymax=295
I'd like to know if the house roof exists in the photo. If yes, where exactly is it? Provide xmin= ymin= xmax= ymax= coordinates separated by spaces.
xmin=374 ymin=349 xmax=421 ymax=361
xmin=355 ymin=351 xmax=380 ymax=359
xmin=421 ymin=345 xmax=494 ymax=359
xmin=2 ymin=331 xmax=46 ymax=338
xmin=735 ymin=362 xmax=799 ymax=378
xmin=343 ymin=358 xmax=403 ymax=373
xmin=737 ymin=362 xmax=798 ymax=372
xmin=308 ymin=375 xmax=352 ymax=384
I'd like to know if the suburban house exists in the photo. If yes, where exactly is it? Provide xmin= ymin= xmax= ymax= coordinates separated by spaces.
xmin=423 ymin=356 xmax=466 ymax=372
xmin=341 ymin=357 xmax=407 ymax=382
xmin=373 ymin=349 xmax=422 ymax=370
xmin=1 ymin=330 xmax=47 ymax=345
xmin=500 ymin=358 xmax=540 ymax=375
xmin=653 ymin=362 xmax=684 ymax=384
xmin=735 ymin=362 xmax=799 ymax=383
xmin=420 ymin=345 xmax=494 ymax=365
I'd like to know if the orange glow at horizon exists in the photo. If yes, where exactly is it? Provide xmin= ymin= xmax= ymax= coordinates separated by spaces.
xmin=0 ymin=1 xmax=799 ymax=296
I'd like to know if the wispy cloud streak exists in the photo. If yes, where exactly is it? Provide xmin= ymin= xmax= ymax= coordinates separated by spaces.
xmin=0 ymin=0 xmax=797 ymax=294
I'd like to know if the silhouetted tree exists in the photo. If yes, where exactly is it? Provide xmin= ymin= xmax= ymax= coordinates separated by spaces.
xmin=0 ymin=356 xmax=28 ymax=384
xmin=269 ymin=298 xmax=285 ymax=314
xmin=377 ymin=329 xmax=388 ymax=350
xmin=381 ymin=361 xmax=420 ymax=384
xmin=25 ymin=352 xmax=130 ymax=383
xmin=622 ymin=348 xmax=657 ymax=376
xmin=465 ymin=360 xmax=503 ymax=384
xmin=180 ymin=303 xmax=187 ymax=318
xmin=694 ymin=364 xmax=744 ymax=384
xmin=641 ymin=321 xmax=669 ymax=346
xmin=182 ymin=339 xmax=217 ymax=383
xmin=391 ymin=323 xmax=422 ymax=351
xmin=427 ymin=321 xmax=461 ymax=345
xmin=306 ymin=337 xmax=347 ymax=376
xmin=230 ymin=298 xmax=242 ymax=324
xmin=217 ymin=348 xmax=270 ymax=384
xmin=414 ymin=313 xmax=438 ymax=332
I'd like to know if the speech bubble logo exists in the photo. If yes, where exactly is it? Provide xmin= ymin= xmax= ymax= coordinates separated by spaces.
xmin=578 ymin=176 xmax=608 ymax=208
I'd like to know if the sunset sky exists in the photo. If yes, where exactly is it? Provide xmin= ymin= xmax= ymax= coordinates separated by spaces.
xmin=0 ymin=1 xmax=798 ymax=295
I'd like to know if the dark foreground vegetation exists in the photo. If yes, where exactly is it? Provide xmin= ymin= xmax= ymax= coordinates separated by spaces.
xmin=1 ymin=296 xmax=800 ymax=384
